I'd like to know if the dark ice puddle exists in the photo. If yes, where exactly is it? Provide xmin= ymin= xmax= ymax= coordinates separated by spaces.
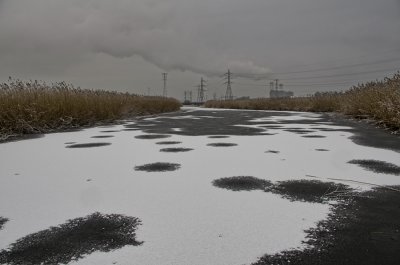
xmin=212 ymin=177 xmax=352 ymax=204
xmin=212 ymin=176 xmax=272 ymax=191
xmin=268 ymin=180 xmax=353 ymax=204
xmin=348 ymin=159 xmax=400 ymax=175
xmin=100 ymin=130 xmax=120 ymax=133
xmin=160 ymin=148 xmax=193 ymax=153
xmin=66 ymin=143 xmax=112 ymax=148
xmin=91 ymin=135 xmax=114 ymax=139
xmin=254 ymin=186 xmax=400 ymax=265
xmin=284 ymin=129 xmax=316 ymax=134
xmin=207 ymin=143 xmax=238 ymax=147
xmin=134 ymin=162 xmax=181 ymax=172
xmin=208 ymin=136 xmax=230 ymax=139
xmin=265 ymin=150 xmax=280 ymax=154
xmin=135 ymin=134 xmax=171 ymax=140
xmin=0 ymin=213 xmax=142 ymax=265
xmin=156 ymin=141 xmax=182 ymax=145
xmin=302 ymin=135 xmax=327 ymax=138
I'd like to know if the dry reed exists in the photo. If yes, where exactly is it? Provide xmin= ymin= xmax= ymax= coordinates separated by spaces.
xmin=0 ymin=78 xmax=181 ymax=140
xmin=205 ymin=72 xmax=400 ymax=132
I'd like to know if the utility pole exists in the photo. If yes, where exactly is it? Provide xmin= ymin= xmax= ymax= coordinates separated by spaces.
xmin=189 ymin=91 xmax=193 ymax=102
xmin=162 ymin=73 xmax=168 ymax=97
xmin=275 ymin=79 xmax=279 ymax=91
xmin=224 ymin=69 xmax=233 ymax=100
xmin=147 ymin=87 xmax=151 ymax=96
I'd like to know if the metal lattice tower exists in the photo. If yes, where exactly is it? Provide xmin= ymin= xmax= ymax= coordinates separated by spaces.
xmin=197 ymin=77 xmax=207 ymax=103
xmin=224 ymin=69 xmax=233 ymax=100
xmin=162 ymin=73 xmax=168 ymax=97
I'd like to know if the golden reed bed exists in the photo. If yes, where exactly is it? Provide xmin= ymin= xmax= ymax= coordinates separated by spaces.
xmin=0 ymin=79 xmax=181 ymax=140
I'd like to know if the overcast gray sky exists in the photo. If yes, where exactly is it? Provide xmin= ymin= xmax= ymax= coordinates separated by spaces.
xmin=0 ymin=0 xmax=399 ymax=99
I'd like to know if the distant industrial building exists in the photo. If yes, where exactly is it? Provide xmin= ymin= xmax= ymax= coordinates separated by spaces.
xmin=270 ymin=89 xmax=294 ymax=98
xmin=269 ymin=80 xmax=294 ymax=98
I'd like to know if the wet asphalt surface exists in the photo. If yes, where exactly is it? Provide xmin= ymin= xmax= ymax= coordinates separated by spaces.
xmin=1 ymin=107 xmax=400 ymax=265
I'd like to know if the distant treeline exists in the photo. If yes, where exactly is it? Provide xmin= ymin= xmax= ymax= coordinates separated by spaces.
xmin=0 ymin=79 xmax=181 ymax=141
xmin=205 ymin=72 xmax=400 ymax=132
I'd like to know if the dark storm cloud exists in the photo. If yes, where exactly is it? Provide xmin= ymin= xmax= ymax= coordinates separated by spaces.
xmin=0 ymin=0 xmax=399 ymax=96
xmin=0 ymin=0 xmax=271 ymax=77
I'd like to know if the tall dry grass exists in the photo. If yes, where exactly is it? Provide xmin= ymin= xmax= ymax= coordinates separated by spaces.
xmin=205 ymin=72 xmax=400 ymax=131
xmin=0 ymin=79 xmax=181 ymax=140
xmin=340 ymin=75 xmax=400 ymax=129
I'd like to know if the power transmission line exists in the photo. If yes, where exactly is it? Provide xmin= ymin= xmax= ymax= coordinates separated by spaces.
xmin=234 ymin=67 xmax=398 ymax=81
xmin=288 ymin=47 xmax=400 ymax=70
xmin=229 ymin=53 xmax=400 ymax=78
xmin=235 ymin=80 xmax=364 ymax=87
xmin=272 ymin=57 xmax=400 ymax=75
xmin=278 ymin=67 xmax=399 ymax=81
xmin=264 ymin=47 xmax=400 ymax=75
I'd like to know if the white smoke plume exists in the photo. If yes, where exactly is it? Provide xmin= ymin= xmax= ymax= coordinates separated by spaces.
xmin=0 ymin=0 xmax=271 ymax=78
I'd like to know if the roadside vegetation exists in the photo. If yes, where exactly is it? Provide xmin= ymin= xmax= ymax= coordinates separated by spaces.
xmin=205 ymin=72 xmax=400 ymax=132
xmin=0 ymin=78 xmax=181 ymax=141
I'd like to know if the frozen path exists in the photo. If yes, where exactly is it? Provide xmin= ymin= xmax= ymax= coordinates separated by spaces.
xmin=0 ymin=107 xmax=399 ymax=265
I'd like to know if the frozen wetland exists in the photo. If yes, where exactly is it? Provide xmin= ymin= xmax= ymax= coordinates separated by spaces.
xmin=1 ymin=107 xmax=399 ymax=265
